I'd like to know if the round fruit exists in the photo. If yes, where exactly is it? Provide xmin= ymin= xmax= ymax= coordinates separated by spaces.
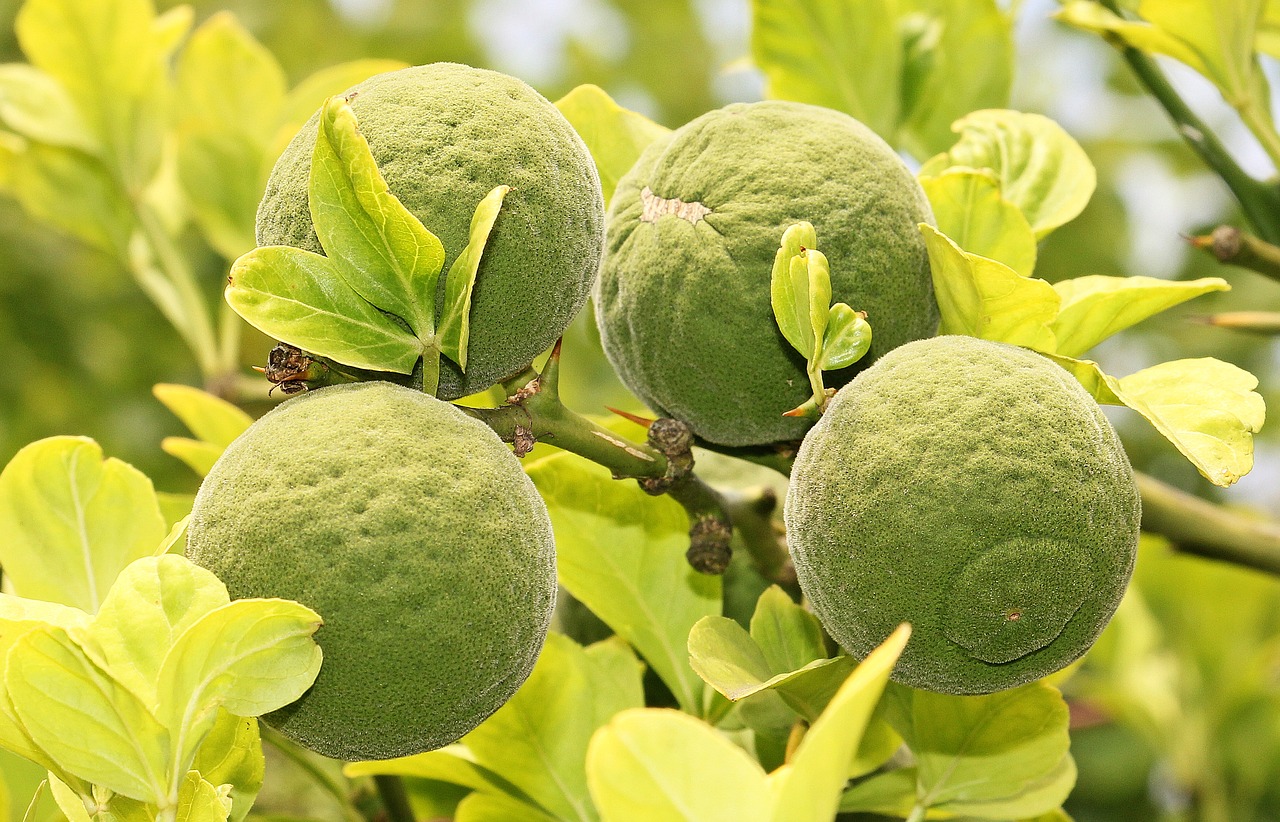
xmin=595 ymin=100 xmax=938 ymax=447
xmin=785 ymin=336 xmax=1140 ymax=694
xmin=185 ymin=381 xmax=556 ymax=759
xmin=257 ymin=63 xmax=605 ymax=400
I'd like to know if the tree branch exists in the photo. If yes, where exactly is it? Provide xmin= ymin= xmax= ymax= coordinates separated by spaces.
xmin=1188 ymin=225 xmax=1280 ymax=282
xmin=1136 ymin=472 xmax=1280 ymax=576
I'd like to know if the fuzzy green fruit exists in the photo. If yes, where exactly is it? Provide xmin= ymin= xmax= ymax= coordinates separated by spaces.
xmin=257 ymin=63 xmax=604 ymax=400
xmin=185 ymin=382 xmax=556 ymax=760
xmin=785 ymin=336 xmax=1139 ymax=694
xmin=595 ymin=100 xmax=938 ymax=446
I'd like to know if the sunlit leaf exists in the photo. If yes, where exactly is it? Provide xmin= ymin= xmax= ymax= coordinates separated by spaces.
xmin=81 ymin=555 xmax=230 ymax=707
xmin=155 ymin=599 xmax=322 ymax=773
xmin=226 ymin=246 xmax=424 ymax=374
xmin=46 ymin=776 xmax=89 ymax=822
xmin=0 ymin=64 xmax=95 ymax=151
xmin=194 ymin=712 xmax=263 ymax=822
xmin=1050 ymin=275 xmax=1230 ymax=358
xmin=175 ymin=771 xmax=231 ymax=822
xmin=153 ymin=385 xmax=253 ymax=450
xmin=0 ymin=437 xmax=166 ymax=613
xmin=1055 ymin=0 xmax=1270 ymax=112
xmin=751 ymin=587 xmax=826 ymax=673
xmin=0 ymin=142 xmax=133 ymax=255
xmin=818 ymin=304 xmax=872 ymax=371
xmin=554 ymin=84 xmax=670 ymax=206
xmin=768 ymin=625 xmax=910 ymax=821
xmin=921 ymin=224 xmax=1059 ymax=351
xmin=7 ymin=627 xmax=168 ymax=804
xmin=920 ymin=110 xmax=1095 ymax=238
xmin=344 ymin=746 xmax=527 ymax=801
xmin=310 ymin=96 xmax=446 ymax=336
xmin=920 ymin=169 xmax=1037 ymax=277
xmin=454 ymin=792 xmax=558 ymax=822
xmin=526 ymin=451 xmax=720 ymax=716
xmin=438 ymin=184 xmax=511 ymax=370
xmin=587 ymin=709 xmax=770 ymax=822
xmin=175 ymin=12 xmax=288 ymax=258
xmin=159 ymin=439 xmax=223 ymax=478
xmin=458 ymin=634 xmax=643 ymax=821
xmin=770 ymin=222 xmax=820 ymax=358
xmin=16 ymin=0 xmax=169 ymax=186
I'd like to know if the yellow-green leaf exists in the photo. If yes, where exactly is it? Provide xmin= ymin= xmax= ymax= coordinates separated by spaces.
xmin=0 ymin=64 xmax=95 ymax=151
xmin=769 ymin=222 xmax=820 ymax=358
xmin=819 ymin=304 xmax=872 ymax=372
xmin=80 ymin=556 xmax=231 ymax=707
xmin=767 ymin=625 xmax=909 ymax=820
xmin=152 ymin=384 xmax=252 ymax=449
xmin=0 ymin=437 xmax=166 ymax=613
xmin=587 ymin=709 xmax=771 ymax=822
xmin=155 ymin=599 xmax=322 ymax=773
xmin=1050 ymin=275 xmax=1230 ymax=358
xmin=438 ymin=184 xmax=511 ymax=371
xmin=174 ymin=772 xmax=231 ymax=822
xmin=159 ymin=439 xmax=223 ymax=478
xmin=226 ymin=246 xmax=424 ymax=374
xmin=920 ymin=110 xmax=1095 ymax=238
xmin=920 ymin=169 xmax=1037 ymax=277
xmin=921 ymin=224 xmax=1059 ymax=351
xmin=1 ymin=142 xmax=133 ymax=256
xmin=554 ymin=84 xmax=670 ymax=206
xmin=6 ymin=627 xmax=169 ymax=804
xmin=193 ymin=712 xmax=263 ymax=822
xmin=310 ymin=95 xmax=446 ymax=337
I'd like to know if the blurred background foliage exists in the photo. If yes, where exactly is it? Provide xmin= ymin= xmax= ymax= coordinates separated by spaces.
xmin=0 ymin=0 xmax=1278 ymax=820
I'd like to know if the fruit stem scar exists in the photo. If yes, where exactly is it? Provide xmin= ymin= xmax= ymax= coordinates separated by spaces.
xmin=640 ymin=186 xmax=712 ymax=225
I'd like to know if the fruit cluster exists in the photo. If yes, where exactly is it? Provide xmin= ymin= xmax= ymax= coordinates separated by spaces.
xmin=187 ymin=63 xmax=1140 ymax=762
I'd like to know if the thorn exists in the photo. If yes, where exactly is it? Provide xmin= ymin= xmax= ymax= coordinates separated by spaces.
xmin=549 ymin=337 xmax=563 ymax=363
xmin=606 ymin=407 xmax=655 ymax=428
xmin=251 ymin=366 xmax=267 ymax=374
xmin=781 ymin=407 xmax=808 ymax=418
xmin=1183 ymin=232 xmax=1213 ymax=249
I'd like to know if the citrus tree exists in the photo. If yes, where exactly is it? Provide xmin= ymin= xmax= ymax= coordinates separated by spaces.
xmin=0 ymin=1 xmax=1277 ymax=821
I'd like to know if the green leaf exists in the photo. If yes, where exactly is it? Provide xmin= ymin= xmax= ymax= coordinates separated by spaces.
xmin=454 ymin=793 xmax=559 ymax=822
xmin=80 ymin=555 xmax=231 ymax=707
xmin=817 ymin=304 xmax=872 ymax=372
xmin=344 ymin=747 xmax=528 ymax=801
xmin=16 ymin=0 xmax=169 ymax=187
xmin=154 ymin=599 xmax=322 ymax=774
xmin=310 ymin=96 xmax=446 ymax=337
xmin=153 ymin=384 xmax=253 ymax=449
xmin=919 ymin=169 xmax=1037 ymax=277
xmin=46 ymin=777 xmax=89 ymax=822
xmin=920 ymin=110 xmax=1095 ymax=238
xmin=193 ymin=713 xmax=263 ymax=822
xmin=0 ymin=437 xmax=166 ymax=613
xmin=886 ymin=682 xmax=1074 ymax=817
xmin=226 ymin=246 xmax=424 ymax=373
xmin=6 ymin=627 xmax=169 ymax=804
xmin=175 ymin=12 xmax=288 ymax=259
xmin=770 ymin=222 xmax=820 ymax=358
xmin=839 ymin=767 xmax=918 ymax=816
xmin=750 ymin=587 xmax=826 ymax=673
xmin=175 ymin=772 xmax=231 ymax=822
xmin=587 ymin=709 xmax=771 ymax=822
xmin=897 ymin=0 xmax=1015 ymax=158
xmin=1112 ymin=358 xmax=1265 ymax=487
xmin=460 ymin=633 xmax=644 ymax=821
xmin=0 ymin=142 xmax=133 ymax=255
xmin=1055 ymin=0 xmax=1270 ymax=110
xmin=921 ymin=224 xmax=1059 ymax=351
xmin=0 ymin=64 xmax=95 ymax=150
xmin=1049 ymin=275 xmax=1230 ymax=358
xmin=159 ymin=439 xmax=224 ymax=478
xmin=271 ymin=59 xmax=408 ymax=158
xmin=438 ymin=184 xmax=511 ymax=370
xmin=0 ymin=595 xmax=89 ymax=769
xmin=750 ymin=0 xmax=903 ymax=139
xmin=768 ymin=625 xmax=910 ymax=821
xmin=526 ymin=451 xmax=721 ymax=716
xmin=553 ymin=85 xmax=671 ymax=206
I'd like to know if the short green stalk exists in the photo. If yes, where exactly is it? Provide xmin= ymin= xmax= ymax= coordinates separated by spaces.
xmin=372 ymin=774 xmax=415 ymax=822
xmin=261 ymin=725 xmax=363 ymax=822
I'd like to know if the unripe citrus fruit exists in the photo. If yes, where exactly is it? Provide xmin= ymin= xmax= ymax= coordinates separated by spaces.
xmin=785 ymin=336 xmax=1140 ymax=694
xmin=257 ymin=63 xmax=604 ymax=400
xmin=595 ymin=100 xmax=938 ymax=446
xmin=185 ymin=382 xmax=556 ymax=759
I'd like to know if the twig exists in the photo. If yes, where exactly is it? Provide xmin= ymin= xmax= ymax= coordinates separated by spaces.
xmin=373 ymin=774 xmax=415 ymax=822
xmin=721 ymin=486 xmax=797 ymax=590
xmin=260 ymin=725 xmax=363 ymax=822
xmin=1096 ymin=0 xmax=1280 ymax=244
xmin=1187 ymin=226 xmax=1280 ymax=282
xmin=1137 ymin=472 xmax=1280 ymax=576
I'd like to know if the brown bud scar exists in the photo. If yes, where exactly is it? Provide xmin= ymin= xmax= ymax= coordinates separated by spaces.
xmin=1005 ymin=609 xmax=1023 ymax=622
xmin=639 ymin=186 xmax=712 ymax=225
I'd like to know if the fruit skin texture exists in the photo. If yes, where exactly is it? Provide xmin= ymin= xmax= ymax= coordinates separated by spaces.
xmin=595 ymin=100 xmax=938 ymax=447
xmin=257 ymin=63 xmax=605 ymax=400
xmin=185 ymin=381 xmax=556 ymax=760
xmin=785 ymin=336 xmax=1140 ymax=694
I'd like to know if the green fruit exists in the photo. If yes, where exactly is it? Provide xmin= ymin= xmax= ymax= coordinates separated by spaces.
xmin=785 ymin=336 xmax=1139 ymax=694
xmin=185 ymin=382 xmax=556 ymax=759
xmin=595 ymin=100 xmax=938 ymax=447
xmin=257 ymin=63 xmax=604 ymax=400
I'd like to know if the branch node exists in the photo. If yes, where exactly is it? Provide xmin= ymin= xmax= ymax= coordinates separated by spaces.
xmin=687 ymin=514 xmax=733 ymax=575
